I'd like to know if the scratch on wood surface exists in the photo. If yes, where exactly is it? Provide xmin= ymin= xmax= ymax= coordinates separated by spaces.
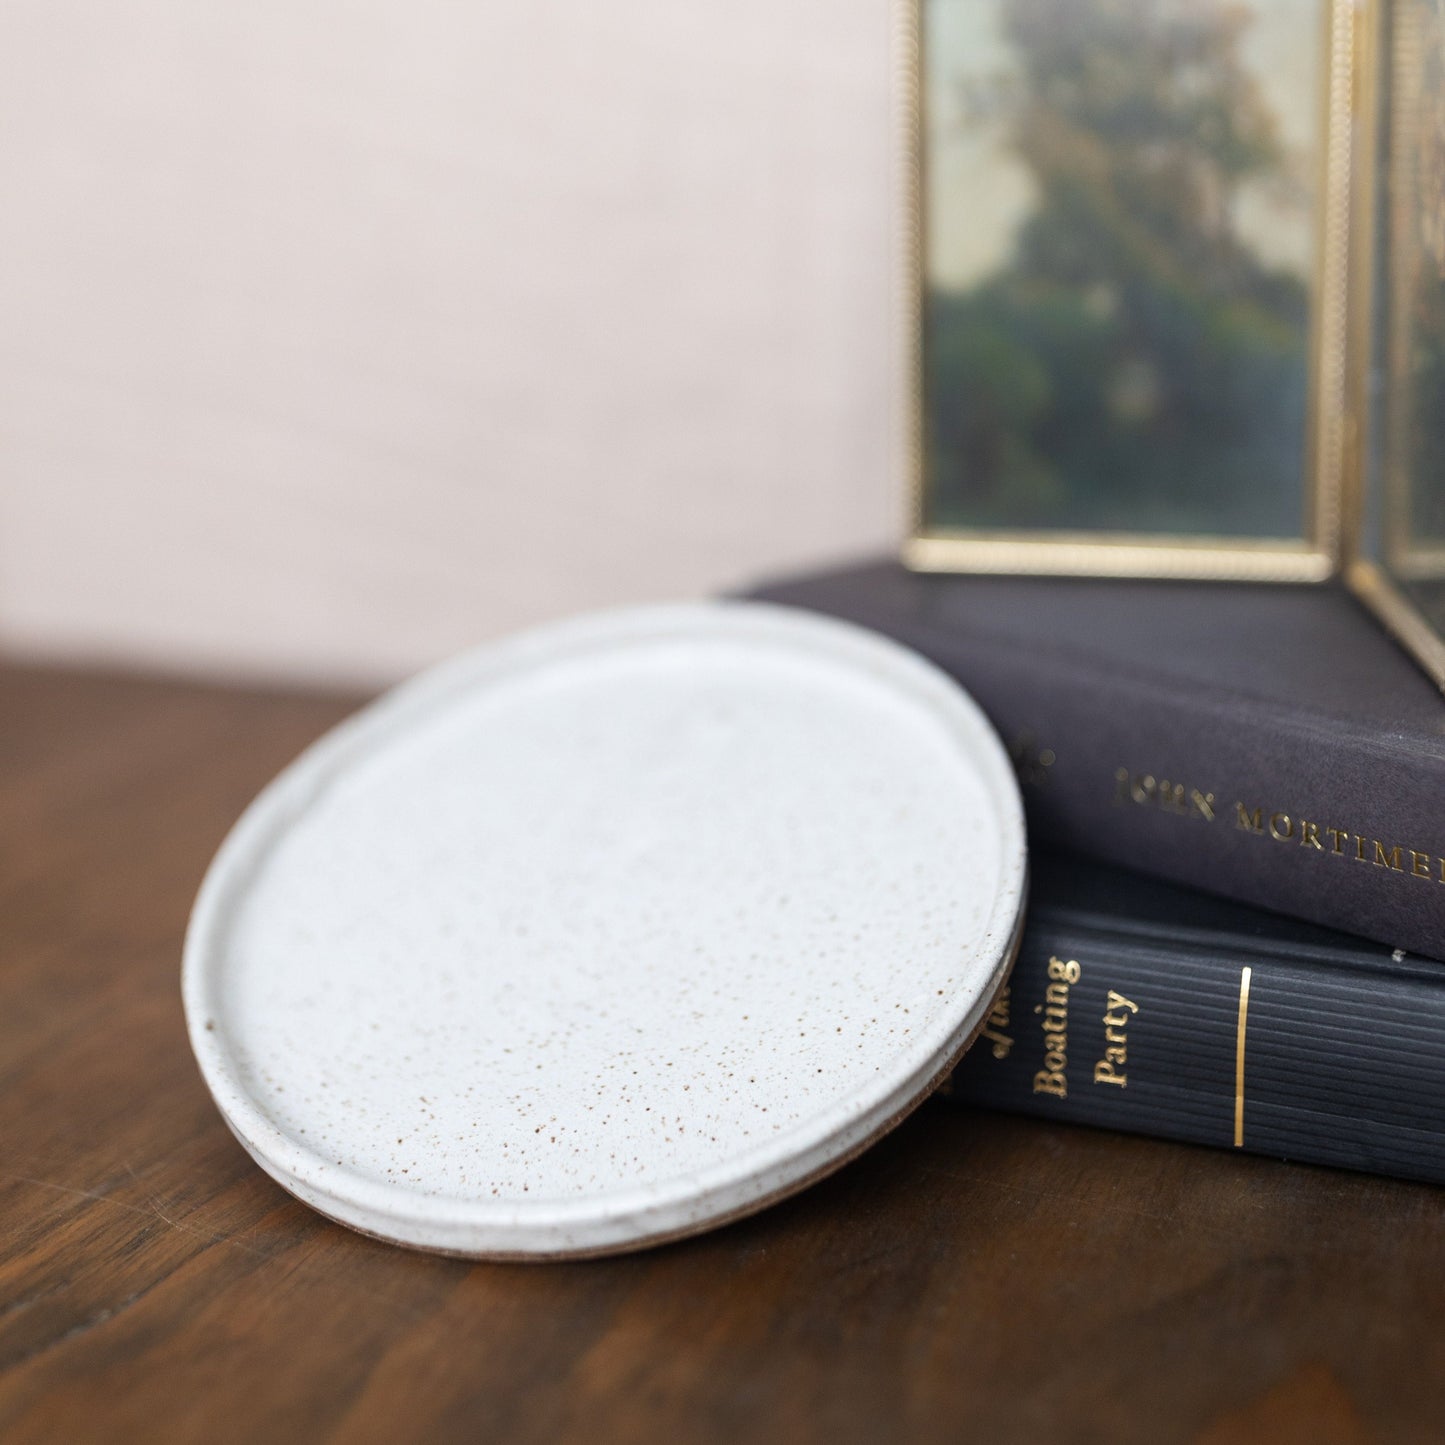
xmin=3 ymin=1171 xmax=278 ymax=1259
xmin=4 ymin=1172 xmax=436 ymax=1335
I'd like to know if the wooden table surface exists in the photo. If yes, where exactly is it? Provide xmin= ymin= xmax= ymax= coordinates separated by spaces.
xmin=2 ymin=660 xmax=1442 ymax=1444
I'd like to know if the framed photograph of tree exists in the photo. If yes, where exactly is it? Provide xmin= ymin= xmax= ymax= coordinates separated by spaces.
xmin=904 ymin=0 xmax=1361 ymax=579
xmin=1348 ymin=0 xmax=1445 ymax=689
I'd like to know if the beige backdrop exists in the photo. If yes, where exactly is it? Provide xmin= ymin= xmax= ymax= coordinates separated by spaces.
xmin=0 ymin=0 xmax=902 ymax=686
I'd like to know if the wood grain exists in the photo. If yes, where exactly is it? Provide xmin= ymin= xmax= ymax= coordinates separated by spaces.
xmin=1 ymin=661 xmax=1442 ymax=1444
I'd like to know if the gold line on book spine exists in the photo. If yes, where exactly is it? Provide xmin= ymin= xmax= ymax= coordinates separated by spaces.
xmin=1234 ymin=967 xmax=1253 ymax=1149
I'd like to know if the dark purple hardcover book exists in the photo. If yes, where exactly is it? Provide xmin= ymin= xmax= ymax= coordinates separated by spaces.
xmin=747 ymin=559 xmax=1445 ymax=959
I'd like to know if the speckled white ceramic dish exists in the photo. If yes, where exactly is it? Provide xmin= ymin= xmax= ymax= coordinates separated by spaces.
xmin=183 ymin=602 xmax=1026 ymax=1258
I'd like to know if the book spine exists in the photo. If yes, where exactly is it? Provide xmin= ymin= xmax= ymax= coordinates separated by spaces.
xmin=943 ymin=915 xmax=1445 ymax=1184
xmin=752 ymin=578 xmax=1445 ymax=958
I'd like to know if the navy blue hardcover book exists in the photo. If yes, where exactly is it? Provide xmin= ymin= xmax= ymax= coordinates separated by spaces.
xmin=945 ymin=851 xmax=1444 ymax=1185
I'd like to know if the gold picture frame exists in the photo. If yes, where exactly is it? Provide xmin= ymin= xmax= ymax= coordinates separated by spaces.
xmin=1344 ymin=0 xmax=1445 ymax=691
xmin=901 ymin=0 xmax=1365 ymax=581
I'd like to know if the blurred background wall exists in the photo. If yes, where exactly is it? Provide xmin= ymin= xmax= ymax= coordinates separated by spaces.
xmin=0 ymin=0 xmax=900 ymax=687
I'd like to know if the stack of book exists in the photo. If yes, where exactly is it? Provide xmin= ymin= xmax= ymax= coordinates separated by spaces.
xmin=750 ymin=560 xmax=1445 ymax=1186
